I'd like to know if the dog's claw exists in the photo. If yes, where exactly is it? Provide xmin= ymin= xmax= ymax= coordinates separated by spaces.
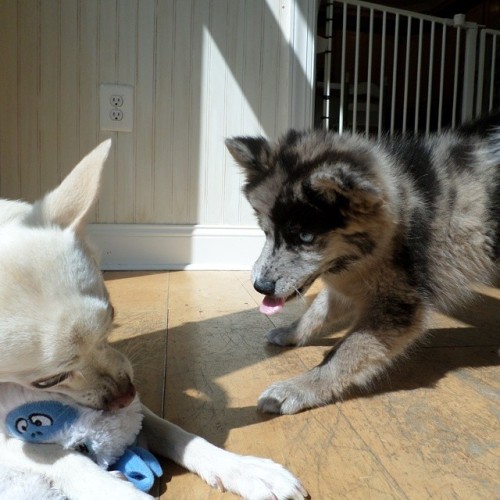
xmin=258 ymin=377 xmax=323 ymax=415
xmin=266 ymin=326 xmax=299 ymax=346
xmin=215 ymin=476 xmax=226 ymax=492
xmin=258 ymin=394 xmax=285 ymax=414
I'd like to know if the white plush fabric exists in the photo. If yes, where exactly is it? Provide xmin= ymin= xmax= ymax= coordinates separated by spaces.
xmin=0 ymin=463 xmax=66 ymax=500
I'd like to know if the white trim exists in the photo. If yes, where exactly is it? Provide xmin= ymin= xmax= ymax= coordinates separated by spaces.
xmin=88 ymin=224 xmax=264 ymax=270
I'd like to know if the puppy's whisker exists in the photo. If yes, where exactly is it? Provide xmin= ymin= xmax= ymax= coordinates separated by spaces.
xmin=294 ymin=287 xmax=307 ymax=305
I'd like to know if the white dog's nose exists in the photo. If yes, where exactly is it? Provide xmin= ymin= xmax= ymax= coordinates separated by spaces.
xmin=105 ymin=379 xmax=136 ymax=411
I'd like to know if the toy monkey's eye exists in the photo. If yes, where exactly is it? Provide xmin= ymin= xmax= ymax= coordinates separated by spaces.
xmin=299 ymin=232 xmax=314 ymax=243
xmin=15 ymin=418 xmax=28 ymax=434
xmin=32 ymin=372 xmax=70 ymax=389
xmin=29 ymin=414 xmax=53 ymax=427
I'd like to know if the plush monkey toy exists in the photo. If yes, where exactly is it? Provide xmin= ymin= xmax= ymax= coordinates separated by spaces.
xmin=0 ymin=383 xmax=162 ymax=493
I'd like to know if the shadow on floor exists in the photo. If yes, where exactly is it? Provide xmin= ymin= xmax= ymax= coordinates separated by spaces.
xmin=112 ymin=286 xmax=499 ymax=453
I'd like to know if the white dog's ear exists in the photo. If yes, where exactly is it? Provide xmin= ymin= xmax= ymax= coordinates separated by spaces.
xmin=27 ymin=140 xmax=112 ymax=233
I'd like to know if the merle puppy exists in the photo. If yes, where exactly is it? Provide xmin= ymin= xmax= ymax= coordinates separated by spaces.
xmin=226 ymin=113 xmax=499 ymax=414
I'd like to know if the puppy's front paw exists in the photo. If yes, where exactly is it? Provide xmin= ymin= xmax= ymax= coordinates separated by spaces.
xmin=258 ymin=376 xmax=328 ymax=414
xmin=266 ymin=325 xmax=300 ymax=346
xmin=208 ymin=454 xmax=307 ymax=500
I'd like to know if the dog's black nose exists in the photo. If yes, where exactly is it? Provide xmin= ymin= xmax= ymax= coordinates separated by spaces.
xmin=254 ymin=279 xmax=276 ymax=295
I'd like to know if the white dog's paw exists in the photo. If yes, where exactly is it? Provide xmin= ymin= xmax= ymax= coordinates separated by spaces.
xmin=266 ymin=325 xmax=300 ymax=346
xmin=202 ymin=453 xmax=307 ymax=500
xmin=258 ymin=377 xmax=325 ymax=415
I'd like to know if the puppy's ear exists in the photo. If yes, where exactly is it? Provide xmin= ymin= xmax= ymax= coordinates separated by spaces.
xmin=27 ymin=139 xmax=112 ymax=233
xmin=309 ymin=165 xmax=383 ymax=214
xmin=225 ymin=136 xmax=271 ymax=184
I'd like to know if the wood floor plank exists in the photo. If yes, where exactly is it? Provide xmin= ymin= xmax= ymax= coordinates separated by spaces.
xmin=105 ymin=271 xmax=170 ymax=416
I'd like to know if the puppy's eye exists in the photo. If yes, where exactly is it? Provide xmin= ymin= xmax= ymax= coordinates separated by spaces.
xmin=32 ymin=372 xmax=70 ymax=389
xmin=299 ymin=232 xmax=314 ymax=243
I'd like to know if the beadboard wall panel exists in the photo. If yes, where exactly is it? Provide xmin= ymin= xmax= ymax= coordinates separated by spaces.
xmin=0 ymin=0 xmax=316 ymax=267
xmin=0 ymin=1 xmax=20 ymax=200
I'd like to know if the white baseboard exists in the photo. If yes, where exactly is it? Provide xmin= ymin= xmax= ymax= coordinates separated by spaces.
xmin=88 ymin=224 xmax=264 ymax=270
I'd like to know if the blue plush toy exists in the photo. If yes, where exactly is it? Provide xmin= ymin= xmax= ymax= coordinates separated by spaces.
xmin=0 ymin=383 xmax=162 ymax=493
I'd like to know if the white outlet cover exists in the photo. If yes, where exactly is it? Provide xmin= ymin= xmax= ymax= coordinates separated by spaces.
xmin=100 ymin=84 xmax=134 ymax=132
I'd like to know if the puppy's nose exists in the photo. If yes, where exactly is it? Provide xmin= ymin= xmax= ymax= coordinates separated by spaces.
xmin=254 ymin=278 xmax=276 ymax=296
xmin=106 ymin=380 xmax=136 ymax=411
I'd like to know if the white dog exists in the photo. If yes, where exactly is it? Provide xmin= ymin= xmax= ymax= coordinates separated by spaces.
xmin=0 ymin=140 xmax=306 ymax=500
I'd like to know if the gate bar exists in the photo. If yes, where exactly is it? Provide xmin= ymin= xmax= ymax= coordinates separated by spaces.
xmin=403 ymin=16 xmax=412 ymax=134
xmin=365 ymin=8 xmax=374 ymax=136
xmin=378 ymin=10 xmax=386 ymax=139
xmin=390 ymin=13 xmax=399 ymax=135
xmin=438 ymin=24 xmax=447 ymax=132
xmin=426 ymin=21 xmax=436 ymax=136
xmin=489 ymin=34 xmax=497 ymax=111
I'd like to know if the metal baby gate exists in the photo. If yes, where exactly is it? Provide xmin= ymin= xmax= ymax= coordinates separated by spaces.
xmin=316 ymin=0 xmax=500 ymax=137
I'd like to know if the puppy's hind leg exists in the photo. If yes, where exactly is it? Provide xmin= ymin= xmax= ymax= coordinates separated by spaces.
xmin=142 ymin=406 xmax=307 ymax=500
xmin=267 ymin=286 xmax=353 ymax=346
xmin=259 ymin=298 xmax=427 ymax=414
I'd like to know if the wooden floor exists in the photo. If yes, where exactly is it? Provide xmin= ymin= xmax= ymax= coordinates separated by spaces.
xmin=105 ymin=271 xmax=499 ymax=500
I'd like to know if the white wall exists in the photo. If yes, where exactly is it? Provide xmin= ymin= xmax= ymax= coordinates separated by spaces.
xmin=0 ymin=0 xmax=316 ymax=268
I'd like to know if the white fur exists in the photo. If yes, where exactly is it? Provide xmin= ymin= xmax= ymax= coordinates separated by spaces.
xmin=0 ymin=140 xmax=306 ymax=499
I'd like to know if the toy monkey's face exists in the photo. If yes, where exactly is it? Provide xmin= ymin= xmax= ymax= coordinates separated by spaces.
xmin=6 ymin=401 xmax=78 ymax=442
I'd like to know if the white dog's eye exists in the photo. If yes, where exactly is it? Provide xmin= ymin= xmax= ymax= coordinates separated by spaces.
xmin=32 ymin=372 xmax=70 ymax=389
xmin=299 ymin=232 xmax=314 ymax=243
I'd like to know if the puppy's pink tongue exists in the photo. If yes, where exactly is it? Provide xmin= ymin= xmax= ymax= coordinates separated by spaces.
xmin=259 ymin=296 xmax=285 ymax=315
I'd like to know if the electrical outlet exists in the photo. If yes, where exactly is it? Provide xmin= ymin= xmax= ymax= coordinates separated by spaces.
xmin=100 ymin=84 xmax=133 ymax=132
xmin=110 ymin=95 xmax=124 ymax=107
xmin=109 ymin=108 xmax=123 ymax=121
